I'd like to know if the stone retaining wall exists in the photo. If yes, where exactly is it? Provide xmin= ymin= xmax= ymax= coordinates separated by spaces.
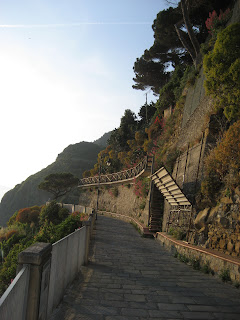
xmin=156 ymin=232 xmax=240 ymax=282
xmin=189 ymin=194 xmax=240 ymax=257
xmin=79 ymin=184 xmax=150 ymax=227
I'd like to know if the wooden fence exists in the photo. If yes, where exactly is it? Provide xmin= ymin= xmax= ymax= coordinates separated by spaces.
xmin=79 ymin=156 xmax=153 ymax=187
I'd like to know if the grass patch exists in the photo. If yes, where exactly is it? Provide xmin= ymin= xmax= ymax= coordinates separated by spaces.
xmin=219 ymin=268 xmax=231 ymax=282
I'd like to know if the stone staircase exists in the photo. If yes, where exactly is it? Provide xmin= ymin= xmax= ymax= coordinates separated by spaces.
xmin=148 ymin=184 xmax=164 ymax=233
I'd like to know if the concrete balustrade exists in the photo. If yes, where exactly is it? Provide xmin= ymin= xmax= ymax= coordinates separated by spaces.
xmin=47 ymin=226 xmax=87 ymax=317
xmin=54 ymin=202 xmax=93 ymax=214
xmin=75 ymin=204 xmax=86 ymax=213
xmin=0 ymin=211 xmax=96 ymax=320
xmin=0 ymin=266 xmax=30 ymax=320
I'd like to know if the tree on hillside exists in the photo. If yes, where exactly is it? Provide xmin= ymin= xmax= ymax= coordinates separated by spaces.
xmin=108 ymin=109 xmax=137 ymax=152
xmin=38 ymin=173 xmax=79 ymax=200
xmin=132 ymin=56 xmax=170 ymax=94
xmin=138 ymin=102 xmax=157 ymax=128
xmin=173 ymin=0 xmax=231 ymax=66
xmin=133 ymin=0 xmax=232 ymax=93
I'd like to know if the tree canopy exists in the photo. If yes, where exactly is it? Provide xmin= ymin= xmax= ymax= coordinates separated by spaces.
xmin=108 ymin=109 xmax=138 ymax=152
xmin=132 ymin=0 xmax=232 ymax=95
xmin=38 ymin=173 xmax=79 ymax=200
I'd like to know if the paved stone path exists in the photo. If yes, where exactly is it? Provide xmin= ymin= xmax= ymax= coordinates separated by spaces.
xmin=51 ymin=215 xmax=240 ymax=320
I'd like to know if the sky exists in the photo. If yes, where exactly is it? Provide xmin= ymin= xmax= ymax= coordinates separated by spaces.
xmin=0 ymin=0 xmax=169 ymax=197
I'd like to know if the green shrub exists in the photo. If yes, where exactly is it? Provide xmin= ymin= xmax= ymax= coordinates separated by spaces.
xmin=55 ymin=215 xmax=82 ymax=240
xmin=178 ymin=253 xmax=189 ymax=264
xmin=219 ymin=268 xmax=231 ymax=282
xmin=7 ymin=211 xmax=18 ymax=226
xmin=156 ymin=65 xmax=193 ymax=113
xmin=201 ymin=121 xmax=240 ymax=200
xmin=169 ymin=228 xmax=186 ymax=240
xmin=39 ymin=201 xmax=69 ymax=225
xmin=58 ymin=208 xmax=70 ymax=220
xmin=203 ymin=23 xmax=240 ymax=121
xmin=139 ymin=200 xmax=146 ymax=210
xmin=190 ymin=258 xmax=201 ymax=270
xmin=0 ymin=241 xmax=33 ymax=296
xmin=202 ymin=261 xmax=212 ymax=274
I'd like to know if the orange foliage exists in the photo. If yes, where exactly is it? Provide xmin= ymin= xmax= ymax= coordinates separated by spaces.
xmin=16 ymin=206 xmax=41 ymax=224
xmin=16 ymin=208 xmax=31 ymax=223
xmin=205 ymin=120 xmax=240 ymax=178
xmin=28 ymin=210 xmax=40 ymax=224
xmin=202 ymin=121 xmax=240 ymax=198
xmin=135 ymin=131 xmax=145 ymax=146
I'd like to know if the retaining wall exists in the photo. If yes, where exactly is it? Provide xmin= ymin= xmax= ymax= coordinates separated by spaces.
xmin=156 ymin=232 xmax=240 ymax=282
xmin=182 ymin=68 xmax=206 ymax=128
xmin=79 ymin=185 xmax=150 ymax=227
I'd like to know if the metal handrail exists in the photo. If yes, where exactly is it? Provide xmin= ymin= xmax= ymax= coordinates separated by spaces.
xmin=79 ymin=156 xmax=152 ymax=186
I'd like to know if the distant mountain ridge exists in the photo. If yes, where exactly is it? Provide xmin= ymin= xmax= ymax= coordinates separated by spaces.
xmin=0 ymin=141 xmax=103 ymax=226
xmin=0 ymin=185 xmax=10 ymax=202
xmin=93 ymin=131 xmax=112 ymax=147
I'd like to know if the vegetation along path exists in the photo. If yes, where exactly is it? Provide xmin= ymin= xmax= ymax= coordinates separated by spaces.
xmin=50 ymin=216 xmax=240 ymax=320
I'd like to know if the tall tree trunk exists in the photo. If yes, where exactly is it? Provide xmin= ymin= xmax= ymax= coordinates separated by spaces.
xmin=181 ymin=0 xmax=200 ymax=57
xmin=174 ymin=23 xmax=196 ymax=64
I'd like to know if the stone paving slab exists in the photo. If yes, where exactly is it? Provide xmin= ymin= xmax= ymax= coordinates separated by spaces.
xmin=50 ymin=216 xmax=240 ymax=320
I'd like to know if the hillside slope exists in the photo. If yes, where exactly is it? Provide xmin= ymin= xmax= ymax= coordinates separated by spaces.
xmin=93 ymin=131 xmax=112 ymax=148
xmin=0 ymin=141 xmax=102 ymax=226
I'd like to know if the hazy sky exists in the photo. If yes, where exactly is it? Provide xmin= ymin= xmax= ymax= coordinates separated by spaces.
xmin=0 ymin=0 xmax=169 ymax=194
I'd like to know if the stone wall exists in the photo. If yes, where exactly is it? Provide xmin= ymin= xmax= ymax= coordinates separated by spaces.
xmin=230 ymin=0 xmax=240 ymax=24
xmin=176 ymin=82 xmax=213 ymax=151
xmin=190 ymin=189 xmax=240 ymax=257
xmin=181 ymin=68 xmax=206 ymax=128
xmin=79 ymin=184 xmax=150 ymax=227
xmin=173 ymin=138 xmax=206 ymax=197
xmin=156 ymin=232 xmax=240 ymax=282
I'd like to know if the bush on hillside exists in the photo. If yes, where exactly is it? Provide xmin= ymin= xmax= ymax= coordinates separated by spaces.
xmin=39 ymin=201 xmax=69 ymax=225
xmin=16 ymin=206 xmax=41 ymax=225
xmin=203 ymin=23 xmax=240 ymax=121
xmin=201 ymin=120 xmax=240 ymax=200
xmin=205 ymin=9 xmax=231 ymax=37
xmin=0 ymin=206 xmax=87 ymax=297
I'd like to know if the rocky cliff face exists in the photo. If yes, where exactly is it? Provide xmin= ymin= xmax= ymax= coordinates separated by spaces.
xmin=190 ymin=188 xmax=240 ymax=257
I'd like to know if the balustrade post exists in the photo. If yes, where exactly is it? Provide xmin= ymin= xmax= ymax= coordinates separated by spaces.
xmin=17 ymin=243 xmax=52 ymax=320
xmin=82 ymin=220 xmax=91 ymax=265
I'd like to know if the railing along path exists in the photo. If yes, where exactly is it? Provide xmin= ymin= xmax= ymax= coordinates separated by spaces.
xmin=79 ymin=156 xmax=152 ymax=187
